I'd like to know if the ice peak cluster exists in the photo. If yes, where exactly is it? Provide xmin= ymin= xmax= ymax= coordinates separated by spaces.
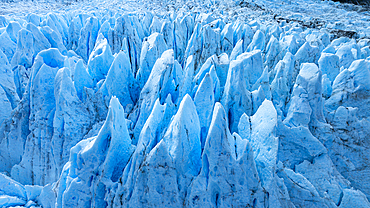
xmin=1 ymin=3 xmax=370 ymax=208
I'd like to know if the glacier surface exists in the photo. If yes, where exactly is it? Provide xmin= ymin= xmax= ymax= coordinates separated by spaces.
xmin=1 ymin=0 xmax=370 ymax=207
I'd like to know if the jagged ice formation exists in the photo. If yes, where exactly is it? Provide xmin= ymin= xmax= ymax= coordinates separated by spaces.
xmin=1 ymin=0 xmax=370 ymax=207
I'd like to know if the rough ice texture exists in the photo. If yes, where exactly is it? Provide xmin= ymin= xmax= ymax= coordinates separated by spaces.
xmin=1 ymin=3 xmax=370 ymax=208
xmin=56 ymin=96 xmax=135 ymax=207
xmin=187 ymin=102 xmax=263 ymax=207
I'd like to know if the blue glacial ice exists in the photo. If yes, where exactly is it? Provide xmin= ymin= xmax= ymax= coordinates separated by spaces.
xmin=1 ymin=0 xmax=370 ymax=207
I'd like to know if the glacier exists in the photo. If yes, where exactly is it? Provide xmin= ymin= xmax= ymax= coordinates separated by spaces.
xmin=1 ymin=0 xmax=370 ymax=207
